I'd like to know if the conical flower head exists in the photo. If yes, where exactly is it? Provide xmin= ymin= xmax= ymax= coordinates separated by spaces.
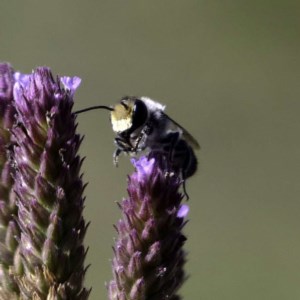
xmin=108 ymin=155 xmax=189 ymax=300
xmin=11 ymin=67 xmax=89 ymax=299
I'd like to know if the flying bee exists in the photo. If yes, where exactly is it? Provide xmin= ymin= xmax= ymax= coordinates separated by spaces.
xmin=75 ymin=96 xmax=200 ymax=194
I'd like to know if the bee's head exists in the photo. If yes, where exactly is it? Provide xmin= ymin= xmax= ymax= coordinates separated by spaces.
xmin=111 ymin=97 xmax=148 ymax=133
xmin=74 ymin=96 xmax=148 ymax=134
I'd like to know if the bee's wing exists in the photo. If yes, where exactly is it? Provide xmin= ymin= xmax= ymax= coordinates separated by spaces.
xmin=161 ymin=112 xmax=200 ymax=150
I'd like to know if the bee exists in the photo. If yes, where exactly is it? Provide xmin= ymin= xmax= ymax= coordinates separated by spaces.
xmin=75 ymin=96 xmax=200 ymax=195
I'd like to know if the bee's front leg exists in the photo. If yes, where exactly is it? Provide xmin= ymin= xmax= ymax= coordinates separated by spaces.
xmin=113 ymin=135 xmax=132 ymax=166
xmin=113 ymin=148 xmax=122 ymax=167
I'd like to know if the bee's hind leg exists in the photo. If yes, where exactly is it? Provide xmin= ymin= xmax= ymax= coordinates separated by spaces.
xmin=182 ymin=178 xmax=190 ymax=201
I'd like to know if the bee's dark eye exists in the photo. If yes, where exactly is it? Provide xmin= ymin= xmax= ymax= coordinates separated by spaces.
xmin=132 ymin=100 xmax=148 ymax=129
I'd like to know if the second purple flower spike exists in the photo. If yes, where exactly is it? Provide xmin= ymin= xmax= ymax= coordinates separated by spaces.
xmin=108 ymin=155 xmax=188 ymax=300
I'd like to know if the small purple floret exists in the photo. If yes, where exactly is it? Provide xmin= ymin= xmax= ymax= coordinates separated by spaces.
xmin=131 ymin=156 xmax=155 ymax=182
xmin=177 ymin=204 xmax=189 ymax=218
xmin=60 ymin=76 xmax=81 ymax=95
xmin=14 ymin=71 xmax=30 ymax=87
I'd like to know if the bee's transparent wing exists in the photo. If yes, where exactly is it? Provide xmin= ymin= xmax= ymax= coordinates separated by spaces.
xmin=162 ymin=112 xmax=200 ymax=150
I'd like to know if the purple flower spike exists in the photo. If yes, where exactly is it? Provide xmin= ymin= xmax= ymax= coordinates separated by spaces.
xmin=10 ymin=67 xmax=89 ymax=299
xmin=108 ymin=154 xmax=187 ymax=300
xmin=0 ymin=63 xmax=20 ymax=298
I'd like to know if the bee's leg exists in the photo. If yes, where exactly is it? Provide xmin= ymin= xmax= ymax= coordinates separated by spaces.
xmin=114 ymin=135 xmax=133 ymax=166
xmin=113 ymin=148 xmax=122 ymax=167
xmin=115 ymin=135 xmax=134 ymax=151
xmin=134 ymin=134 xmax=146 ymax=152
xmin=182 ymin=177 xmax=190 ymax=201
xmin=113 ymin=138 xmax=124 ymax=166
xmin=133 ymin=123 xmax=152 ymax=152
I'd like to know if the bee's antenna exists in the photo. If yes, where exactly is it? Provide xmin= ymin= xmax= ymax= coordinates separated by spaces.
xmin=74 ymin=105 xmax=114 ymax=114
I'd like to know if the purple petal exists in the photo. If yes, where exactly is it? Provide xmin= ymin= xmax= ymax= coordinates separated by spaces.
xmin=14 ymin=72 xmax=30 ymax=87
xmin=177 ymin=204 xmax=189 ymax=218
xmin=131 ymin=156 xmax=155 ymax=181
xmin=0 ymin=63 xmax=14 ymax=99
xmin=60 ymin=76 xmax=81 ymax=96
xmin=13 ymin=72 xmax=31 ymax=107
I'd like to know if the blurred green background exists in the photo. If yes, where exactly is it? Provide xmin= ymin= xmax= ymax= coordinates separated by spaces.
xmin=1 ymin=1 xmax=300 ymax=299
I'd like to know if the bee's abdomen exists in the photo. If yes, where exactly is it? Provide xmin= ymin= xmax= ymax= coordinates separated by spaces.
xmin=172 ymin=140 xmax=198 ymax=179
xmin=151 ymin=133 xmax=198 ymax=179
